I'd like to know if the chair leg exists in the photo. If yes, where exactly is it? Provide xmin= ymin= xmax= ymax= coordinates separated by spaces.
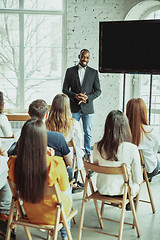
xmin=78 ymin=195 xmax=86 ymax=240
xmin=78 ymin=178 xmax=90 ymax=240
xmin=5 ymin=198 xmax=15 ymax=240
xmin=132 ymin=191 xmax=140 ymax=228
xmin=100 ymin=202 xmax=104 ymax=217
xmin=15 ymin=200 xmax=32 ymax=240
xmin=80 ymin=169 xmax=88 ymax=197
xmin=145 ymin=175 xmax=155 ymax=214
xmin=128 ymin=195 xmax=140 ymax=238
xmin=61 ymin=208 xmax=73 ymax=240
xmin=93 ymin=199 xmax=103 ymax=229
xmin=53 ymin=205 xmax=61 ymax=240
xmin=88 ymin=179 xmax=103 ymax=229
xmin=23 ymin=226 xmax=32 ymax=240
xmin=118 ymin=200 xmax=127 ymax=240
xmin=47 ymin=230 xmax=52 ymax=240
xmin=72 ymin=206 xmax=77 ymax=224
xmin=118 ymin=184 xmax=129 ymax=240
xmin=80 ymin=170 xmax=85 ymax=186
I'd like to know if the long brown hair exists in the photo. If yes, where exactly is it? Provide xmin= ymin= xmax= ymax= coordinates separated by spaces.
xmin=46 ymin=94 xmax=73 ymax=137
xmin=126 ymin=98 xmax=148 ymax=146
xmin=15 ymin=118 xmax=47 ymax=203
xmin=97 ymin=110 xmax=132 ymax=161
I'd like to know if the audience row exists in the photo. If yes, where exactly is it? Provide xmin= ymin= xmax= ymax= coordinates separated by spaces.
xmin=0 ymin=91 xmax=160 ymax=240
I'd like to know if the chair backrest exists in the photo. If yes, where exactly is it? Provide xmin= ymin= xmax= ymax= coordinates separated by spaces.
xmin=67 ymin=138 xmax=77 ymax=172
xmin=7 ymin=176 xmax=77 ymax=240
xmin=139 ymin=149 xmax=145 ymax=166
xmin=84 ymin=160 xmax=129 ymax=183
xmin=67 ymin=138 xmax=76 ymax=150
xmin=138 ymin=149 xmax=156 ymax=213
xmin=8 ymin=177 xmax=61 ymax=205
xmin=0 ymin=136 xmax=15 ymax=139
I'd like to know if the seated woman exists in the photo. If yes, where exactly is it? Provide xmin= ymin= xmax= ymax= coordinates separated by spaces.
xmin=0 ymin=91 xmax=13 ymax=137
xmin=46 ymin=94 xmax=84 ymax=192
xmin=126 ymin=98 xmax=160 ymax=180
xmin=0 ymin=141 xmax=15 ymax=239
xmin=8 ymin=118 xmax=72 ymax=240
xmin=93 ymin=110 xmax=143 ymax=198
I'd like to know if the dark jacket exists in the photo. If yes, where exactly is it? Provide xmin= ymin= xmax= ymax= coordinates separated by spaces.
xmin=62 ymin=65 xmax=101 ymax=114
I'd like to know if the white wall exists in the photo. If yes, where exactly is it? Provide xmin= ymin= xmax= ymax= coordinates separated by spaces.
xmin=65 ymin=0 xmax=152 ymax=143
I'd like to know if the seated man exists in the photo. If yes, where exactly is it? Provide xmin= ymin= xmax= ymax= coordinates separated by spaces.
xmin=28 ymin=99 xmax=73 ymax=181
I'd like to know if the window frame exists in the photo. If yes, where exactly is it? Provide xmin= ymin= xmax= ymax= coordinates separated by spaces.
xmin=0 ymin=0 xmax=66 ymax=112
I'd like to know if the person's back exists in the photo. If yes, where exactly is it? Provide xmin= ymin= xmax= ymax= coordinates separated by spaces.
xmin=8 ymin=154 xmax=71 ymax=224
xmin=46 ymin=94 xmax=84 ymax=170
xmin=94 ymin=141 xmax=142 ymax=196
xmin=126 ymin=98 xmax=160 ymax=180
xmin=138 ymin=124 xmax=159 ymax=173
xmin=0 ymin=91 xmax=13 ymax=137
xmin=93 ymin=110 xmax=143 ymax=197
xmin=7 ymin=118 xmax=72 ymax=239
xmin=46 ymin=94 xmax=84 ymax=191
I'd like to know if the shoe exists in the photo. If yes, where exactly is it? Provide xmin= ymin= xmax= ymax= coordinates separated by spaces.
xmin=84 ymin=153 xmax=91 ymax=161
xmin=39 ymin=228 xmax=46 ymax=232
xmin=149 ymin=178 xmax=152 ymax=182
xmin=0 ymin=220 xmax=16 ymax=239
xmin=89 ymin=170 xmax=95 ymax=177
xmin=77 ymin=181 xmax=84 ymax=188
xmin=72 ymin=187 xmax=83 ymax=194
xmin=87 ymin=154 xmax=91 ymax=161
xmin=72 ymin=182 xmax=84 ymax=194
xmin=111 ymin=203 xmax=119 ymax=207
xmin=126 ymin=198 xmax=136 ymax=211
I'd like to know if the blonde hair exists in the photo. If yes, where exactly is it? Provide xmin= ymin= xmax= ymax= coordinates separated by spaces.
xmin=46 ymin=94 xmax=74 ymax=137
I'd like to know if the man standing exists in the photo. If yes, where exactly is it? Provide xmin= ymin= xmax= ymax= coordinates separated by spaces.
xmin=63 ymin=49 xmax=101 ymax=160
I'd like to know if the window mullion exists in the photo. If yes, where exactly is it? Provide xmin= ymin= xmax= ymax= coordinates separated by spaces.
xmin=19 ymin=0 xmax=24 ymax=111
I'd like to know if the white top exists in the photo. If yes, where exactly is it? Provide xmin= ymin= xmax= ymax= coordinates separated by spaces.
xmin=65 ymin=119 xmax=84 ymax=170
xmin=93 ymin=142 xmax=143 ymax=196
xmin=78 ymin=64 xmax=86 ymax=85
xmin=0 ymin=139 xmax=9 ymax=188
xmin=138 ymin=125 xmax=160 ymax=173
xmin=0 ymin=113 xmax=13 ymax=137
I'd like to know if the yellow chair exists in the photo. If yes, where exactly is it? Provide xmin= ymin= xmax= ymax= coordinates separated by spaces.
xmin=139 ymin=150 xmax=155 ymax=214
xmin=78 ymin=160 xmax=141 ymax=240
xmin=5 ymin=177 xmax=77 ymax=240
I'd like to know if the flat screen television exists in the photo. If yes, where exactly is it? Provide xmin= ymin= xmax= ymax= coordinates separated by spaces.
xmin=99 ymin=20 xmax=160 ymax=74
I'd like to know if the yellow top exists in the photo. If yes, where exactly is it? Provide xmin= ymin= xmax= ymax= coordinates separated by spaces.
xmin=8 ymin=155 xmax=71 ymax=225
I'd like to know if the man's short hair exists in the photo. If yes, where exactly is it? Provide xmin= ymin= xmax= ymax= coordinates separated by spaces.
xmin=80 ymin=49 xmax=90 ymax=55
xmin=28 ymin=99 xmax=48 ymax=120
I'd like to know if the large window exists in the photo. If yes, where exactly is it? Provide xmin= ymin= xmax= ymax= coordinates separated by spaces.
xmin=135 ymin=9 xmax=160 ymax=131
xmin=125 ymin=7 xmax=160 ymax=133
xmin=0 ymin=0 xmax=63 ymax=112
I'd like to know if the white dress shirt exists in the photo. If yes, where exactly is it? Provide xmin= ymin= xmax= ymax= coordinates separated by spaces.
xmin=78 ymin=64 xmax=86 ymax=85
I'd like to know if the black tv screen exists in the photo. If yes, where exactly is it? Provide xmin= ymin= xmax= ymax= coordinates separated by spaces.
xmin=99 ymin=20 xmax=160 ymax=74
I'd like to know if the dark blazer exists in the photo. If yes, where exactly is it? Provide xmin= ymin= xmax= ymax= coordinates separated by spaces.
xmin=62 ymin=65 xmax=101 ymax=114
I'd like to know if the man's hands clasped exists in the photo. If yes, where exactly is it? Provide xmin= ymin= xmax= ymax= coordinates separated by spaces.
xmin=75 ymin=92 xmax=88 ymax=105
